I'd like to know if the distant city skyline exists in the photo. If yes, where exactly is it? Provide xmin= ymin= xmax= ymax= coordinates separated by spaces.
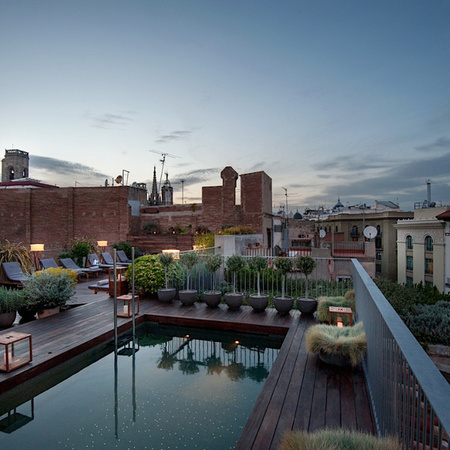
xmin=1 ymin=0 xmax=449 ymax=211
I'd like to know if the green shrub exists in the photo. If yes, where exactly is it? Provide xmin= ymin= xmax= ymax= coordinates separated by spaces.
xmin=0 ymin=287 xmax=27 ymax=313
xmin=317 ymin=295 xmax=356 ymax=325
xmin=129 ymin=255 xmax=184 ymax=294
xmin=279 ymin=428 xmax=400 ymax=450
xmin=305 ymin=322 xmax=367 ymax=367
xmin=23 ymin=269 xmax=76 ymax=312
xmin=217 ymin=225 xmax=255 ymax=235
xmin=404 ymin=301 xmax=450 ymax=346
xmin=143 ymin=222 xmax=159 ymax=234
xmin=193 ymin=233 xmax=215 ymax=249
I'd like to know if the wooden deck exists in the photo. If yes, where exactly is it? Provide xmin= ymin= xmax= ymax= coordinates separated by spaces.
xmin=0 ymin=280 xmax=375 ymax=448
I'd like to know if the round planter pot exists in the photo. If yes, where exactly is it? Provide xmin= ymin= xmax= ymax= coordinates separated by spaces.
xmin=18 ymin=305 xmax=37 ymax=321
xmin=224 ymin=292 xmax=244 ymax=310
xmin=0 ymin=312 xmax=16 ymax=329
xmin=319 ymin=350 xmax=353 ymax=368
xmin=38 ymin=307 xmax=61 ymax=319
xmin=249 ymin=294 xmax=269 ymax=313
xmin=179 ymin=290 xmax=198 ymax=306
xmin=273 ymin=296 xmax=294 ymax=315
xmin=203 ymin=291 xmax=222 ymax=308
xmin=297 ymin=297 xmax=318 ymax=315
xmin=158 ymin=288 xmax=176 ymax=303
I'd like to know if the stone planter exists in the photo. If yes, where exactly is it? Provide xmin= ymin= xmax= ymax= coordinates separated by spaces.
xmin=297 ymin=297 xmax=318 ymax=315
xmin=203 ymin=291 xmax=222 ymax=308
xmin=18 ymin=305 xmax=37 ymax=321
xmin=0 ymin=312 xmax=16 ymax=329
xmin=179 ymin=290 xmax=198 ymax=306
xmin=38 ymin=307 xmax=61 ymax=319
xmin=157 ymin=288 xmax=176 ymax=303
xmin=224 ymin=292 xmax=244 ymax=310
xmin=273 ymin=296 xmax=294 ymax=315
xmin=249 ymin=294 xmax=269 ymax=313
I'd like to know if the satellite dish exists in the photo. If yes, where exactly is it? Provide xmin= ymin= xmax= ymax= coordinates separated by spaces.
xmin=115 ymin=175 xmax=123 ymax=185
xmin=364 ymin=226 xmax=377 ymax=239
xmin=319 ymin=230 xmax=326 ymax=238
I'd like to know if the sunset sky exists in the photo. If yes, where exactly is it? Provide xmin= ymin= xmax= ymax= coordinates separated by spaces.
xmin=1 ymin=0 xmax=449 ymax=211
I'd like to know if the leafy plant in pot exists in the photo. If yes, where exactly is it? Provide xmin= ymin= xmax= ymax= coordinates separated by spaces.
xmin=273 ymin=257 xmax=294 ymax=314
xmin=224 ymin=254 xmax=246 ymax=310
xmin=203 ymin=254 xmax=223 ymax=308
xmin=295 ymin=256 xmax=318 ymax=315
xmin=157 ymin=253 xmax=177 ymax=302
xmin=22 ymin=268 xmax=77 ymax=319
xmin=0 ymin=287 xmax=27 ymax=328
xmin=179 ymin=252 xmax=200 ymax=306
xmin=248 ymin=255 xmax=269 ymax=312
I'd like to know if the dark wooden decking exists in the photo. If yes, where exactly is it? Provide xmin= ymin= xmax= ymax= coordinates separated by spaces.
xmin=0 ymin=280 xmax=375 ymax=448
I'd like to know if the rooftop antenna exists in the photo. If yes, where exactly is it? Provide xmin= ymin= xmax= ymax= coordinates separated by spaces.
xmin=181 ymin=179 xmax=185 ymax=204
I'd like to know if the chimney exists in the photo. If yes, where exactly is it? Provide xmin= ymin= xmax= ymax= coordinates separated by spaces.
xmin=426 ymin=179 xmax=431 ymax=205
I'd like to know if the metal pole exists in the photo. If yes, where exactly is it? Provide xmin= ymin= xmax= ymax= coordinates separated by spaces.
xmin=131 ymin=247 xmax=136 ymax=340
xmin=114 ymin=249 xmax=118 ymax=350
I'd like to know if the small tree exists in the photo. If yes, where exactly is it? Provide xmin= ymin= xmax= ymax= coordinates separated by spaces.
xmin=180 ymin=252 xmax=200 ymax=291
xmin=158 ymin=253 xmax=174 ymax=289
xmin=295 ymin=256 xmax=317 ymax=299
xmin=274 ymin=257 xmax=293 ymax=298
xmin=248 ymin=255 xmax=268 ymax=296
xmin=226 ymin=254 xmax=246 ymax=293
xmin=205 ymin=254 xmax=222 ymax=292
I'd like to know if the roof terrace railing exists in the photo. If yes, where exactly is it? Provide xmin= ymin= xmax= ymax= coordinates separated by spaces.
xmin=353 ymin=259 xmax=450 ymax=449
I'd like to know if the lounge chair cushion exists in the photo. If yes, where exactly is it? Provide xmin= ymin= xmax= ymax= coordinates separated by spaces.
xmin=2 ymin=262 xmax=27 ymax=282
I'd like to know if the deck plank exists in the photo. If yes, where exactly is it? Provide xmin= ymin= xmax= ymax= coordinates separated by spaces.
xmin=0 ymin=282 xmax=375 ymax=446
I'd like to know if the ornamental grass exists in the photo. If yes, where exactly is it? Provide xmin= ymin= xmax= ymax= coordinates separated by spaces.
xmin=305 ymin=322 xmax=367 ymax=367
xmin=279 ymin=428 xmax=400 ymax=450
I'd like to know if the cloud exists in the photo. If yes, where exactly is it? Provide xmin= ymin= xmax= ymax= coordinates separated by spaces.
xmin=415 ymin=137 xmax=450 ymax=152
xmin=30 ymin=155 xmax=109 ymax=186
xmin=84 ymin=111 xmax=134 ymax=129
xmin=155 ymin=130 xmax=192 ymax=144
xmin=172 ymin=167 xmax=220 ymax=185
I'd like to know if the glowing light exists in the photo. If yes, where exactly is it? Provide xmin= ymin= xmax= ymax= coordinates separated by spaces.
xmin=30 ymin=243 xmax=44 ymax=252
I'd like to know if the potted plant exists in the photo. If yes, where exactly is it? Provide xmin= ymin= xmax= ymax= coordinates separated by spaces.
xmin=295 ymin=255 xmax=318 ymax=315
xmin=305 ymin=322 xmax=367 ymax=368
xmin=0 ymin=286 xmax=27 ymax=328
xmin=178 ymin=252 xmax=199 ymax=306
xmin=22 ymin=268 xmax=77 ymax=318
xmin=203 ymin=254 xmax=223 ymax=308
xmin=248 ymin=255 xmax=269 ymax=312
xmin=273 ymin=257 xmax=294 ymax=314
xmin=224 ymin=254 xmax=246 ymax=310
xmin=157 ymin=253 xmax=176 ymax=303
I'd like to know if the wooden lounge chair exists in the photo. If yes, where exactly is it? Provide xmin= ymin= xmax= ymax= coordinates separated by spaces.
xmin=60 ymin=258 xmax=101 ymax=278
xmin=40 ymin=258 xmax=59 ymax=270
xmin=88 ymin=254 xmax=112 ymax=270
xmin=102 ymin=252 xmax=129 ymax=267
xmin=0 ymin=262 xmax=27 ymax=288
xmin=88 ymin=279 xmax=109 ymax=294
xmin=117 ymin=250 xmax=132 ymax=264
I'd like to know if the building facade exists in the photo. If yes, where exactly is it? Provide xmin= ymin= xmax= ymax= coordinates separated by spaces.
xmin=395 ymin=206 xmax=450 ymax=293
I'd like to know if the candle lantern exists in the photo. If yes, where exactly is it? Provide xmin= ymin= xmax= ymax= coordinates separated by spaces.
xmin=116 ymin=294 xmax=139 ymax=318
xmin=0 ymin=332 xmax=32 ymax=373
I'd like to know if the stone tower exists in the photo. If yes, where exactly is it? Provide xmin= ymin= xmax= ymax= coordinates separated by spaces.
xmin=2 ymin=149 xmax=29 ymax=182
xmin=161 ymin=173 xmax=173 ymax=205
xmin=148 ymin=166 xmax=160 ymax=205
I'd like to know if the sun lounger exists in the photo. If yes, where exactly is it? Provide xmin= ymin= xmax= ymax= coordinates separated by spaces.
xmin=40 ymin=258 xmax=60 ymax=270
xmin=1 ymin=262 xmax=27 ymax=288
xmin=60 ymin=258 xmax=102 ymax=278
xmin=88 ymin=279 xmax=109 ymax=294
xmin=102 ymin=252 xmax=130 ymax=266
xmin=117 ymin=250 xmax=133 ymax=264
xmin=88 ymin=254 xmax=113 ymax=270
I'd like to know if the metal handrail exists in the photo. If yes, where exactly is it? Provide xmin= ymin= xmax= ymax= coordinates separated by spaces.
xmin=353 ymin=259 xmax=449 ymax=449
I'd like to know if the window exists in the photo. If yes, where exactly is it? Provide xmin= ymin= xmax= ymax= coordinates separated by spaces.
xmin=406 ymin=235 xmax=413 ymax=250
xmin=376 ymin=264 xmax=382 ymax=274
xmin=335 ymin=226 xmax=338 ymax=232
xmin=376 ymin=252 xmax=382 ymax=260
xmin=406 ymin=277 xmax=413 ymax=287
xmin=375 ymin=237 xmax=382 ymax=249
xmin=406 ymin=256 xmax=413 ymax=271
xmin=351 ymin=225 xmax=358 ymax=236
xmin=376 ymin=225 xmax=381 ymax=236
xmin=425 ymin=236 xmax=433 ymax=252
xmin=425 ymin=258 xmax=433 ymax=275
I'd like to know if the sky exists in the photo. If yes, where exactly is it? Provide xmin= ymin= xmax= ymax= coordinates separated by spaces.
xmin=1 ymin=0 xmax=450 ymax=212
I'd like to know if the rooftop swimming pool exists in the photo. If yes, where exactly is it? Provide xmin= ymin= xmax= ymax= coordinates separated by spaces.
xmin=0 ymin=323 xmax=283 ymax=449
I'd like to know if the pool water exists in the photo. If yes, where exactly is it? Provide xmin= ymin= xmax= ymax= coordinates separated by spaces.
xmin=0 ymin=323 xmax=282 ymax=449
